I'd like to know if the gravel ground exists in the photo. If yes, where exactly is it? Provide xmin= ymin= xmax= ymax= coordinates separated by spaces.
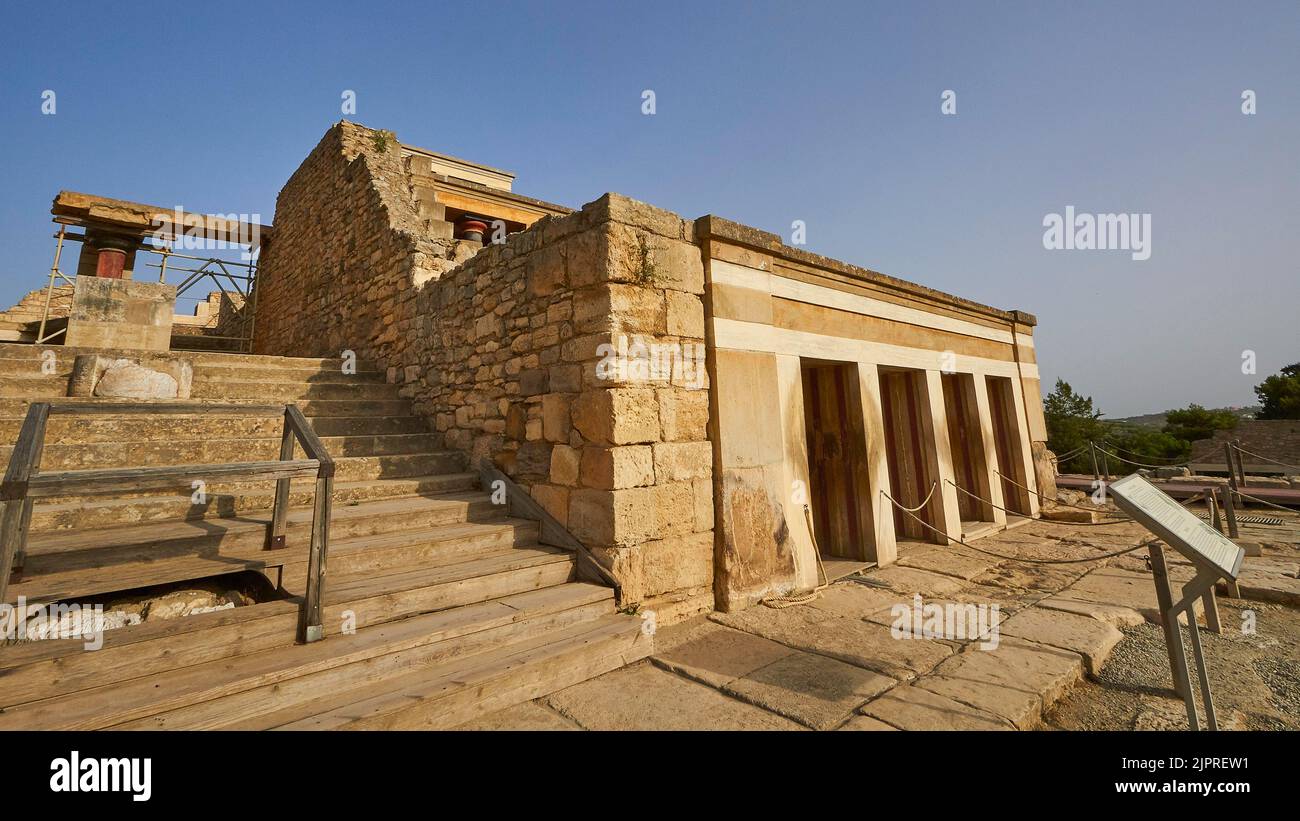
xmin=1044 ymin=599 xmax=1300 ymax=730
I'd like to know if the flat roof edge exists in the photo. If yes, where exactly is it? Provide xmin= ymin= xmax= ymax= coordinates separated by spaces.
xmin=695 ymin=214 xmax=1036 ymax=327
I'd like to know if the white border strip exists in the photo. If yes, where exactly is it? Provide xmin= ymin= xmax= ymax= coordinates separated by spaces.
xmin=713 ymin=317 xmax=1040 ymax=380
xmin=711 ymin=259 xmax=1028 ymax=347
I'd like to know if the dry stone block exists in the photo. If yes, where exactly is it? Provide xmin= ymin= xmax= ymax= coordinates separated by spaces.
xmin=549 ymin=445 xmax=580 ymax=487
xmin=580 ymin=445 xmax=654 ymax=490
xmin=571 ymin=388 xmax=659 ymax=445
xmin=652 ymin=440 xmax=713 ymax=482
xmin=657 ymin=388 xmax=710 ymax=441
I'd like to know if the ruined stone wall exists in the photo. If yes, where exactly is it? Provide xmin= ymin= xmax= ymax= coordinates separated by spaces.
xmin=254 ymin=122 xmax=714 ymax=624
xmin=253 ymin=121 xmax=467 ymax=364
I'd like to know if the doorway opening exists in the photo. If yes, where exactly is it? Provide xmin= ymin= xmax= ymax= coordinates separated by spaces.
xmin=878 ymin=367 xmax=945 ymax=545
xmin=986 ymin=375 xmax=1032 ymax=516
xmin=801 ymin=360 xmax=874 ymax=567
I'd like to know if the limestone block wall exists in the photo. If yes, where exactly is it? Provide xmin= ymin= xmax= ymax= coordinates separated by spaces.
xmin=254 ymin=122 xmax=714 ymax=624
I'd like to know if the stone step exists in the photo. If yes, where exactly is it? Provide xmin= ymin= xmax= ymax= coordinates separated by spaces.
xmin=0 ymin=582 xmax=621 ymax=729
xmin=0 ymin=413 xmax=431 ymax=443
xmin=320 ymin=544 xmax=578 ymax=629
xmin=143 ymin=609 xmax=644 ymax=730
xmin=9 ymin=492 xmax=504 ymax=604
xmin=191 ymin=365 xmax=388 ymax=384
xmin=266 ymin=614 xmax=649 ymax=730
xmin=0 ymin=397 xmax=417 ymax=419
xmin=190 ymin=378 xmax=403 ymax=402
xmin=0 ymin=343 xmax=367 ymax=372
xmin=30 ymin=471 xmax=478 ymax=531
xmin=4 ymin=432 xmax=444 ymax=472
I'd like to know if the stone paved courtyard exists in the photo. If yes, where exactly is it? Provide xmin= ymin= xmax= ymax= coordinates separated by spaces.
xmin=461 ymin=511 xmax=1300 ymax=731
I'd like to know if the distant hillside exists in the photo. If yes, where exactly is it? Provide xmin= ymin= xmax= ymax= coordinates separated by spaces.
xmin=1111 ymin=405 xmax=1261 ymax=428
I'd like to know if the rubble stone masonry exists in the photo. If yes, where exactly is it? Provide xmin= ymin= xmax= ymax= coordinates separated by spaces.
xmin=255 ymin=122 xmax=714 ymax=624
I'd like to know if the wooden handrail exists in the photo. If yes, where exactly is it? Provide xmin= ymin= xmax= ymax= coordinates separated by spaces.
xmin=0 ymin=402 xmax=334 ymax=644
xmin=478 ymin=463 xmax=623 ymax=604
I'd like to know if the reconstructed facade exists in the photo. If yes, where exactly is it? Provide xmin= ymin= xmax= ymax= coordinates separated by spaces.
xmin=254 ymin=120 xmax=1053 ymax=623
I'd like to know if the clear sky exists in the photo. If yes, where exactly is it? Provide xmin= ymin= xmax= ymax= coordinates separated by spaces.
xmin=1 ymin=1 xmax=1296 ymax=417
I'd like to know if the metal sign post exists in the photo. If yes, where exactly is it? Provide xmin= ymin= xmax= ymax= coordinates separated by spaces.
xmin=1108 ymin=474 xmax=1245 ymax=732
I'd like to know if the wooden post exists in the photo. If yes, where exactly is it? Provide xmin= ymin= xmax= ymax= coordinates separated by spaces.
xmin=1233 ymin=441 xmax=1247 ymax=490
xmin=1222 ymin=478 xmax=1239 ymax=539
xmin=0 ymin=403 xmax=50 ymax=602
xmin=301 ymin=473 xmax=333 ymax=643
xmin=1208 ymin=487 xmax=1222 ymax=532
xmin=1090 ymin=441 xmax=1100 ymax=482
xmin=268 ymin=407 xmax=294 ymax=550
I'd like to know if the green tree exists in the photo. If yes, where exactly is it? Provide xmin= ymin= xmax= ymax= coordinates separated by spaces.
xmin=1162 ymin=403 xmax=1238 ymax=442
xmin=1255 ymin=363 xmax=1300 ymax=420
xmin=1043 ymin=379 xmax=1106 ymax=474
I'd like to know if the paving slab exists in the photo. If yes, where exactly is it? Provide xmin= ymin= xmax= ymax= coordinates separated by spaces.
xmin=999 ymin=606 xmax=1124 ymax=675
xmin=895 ymin=544 xmax=1000 ymax=581
xmin=650 ymin=620 xmax=796 ymax=687
xmin=723 ymin=651 xmax=896 ymax=730
xmin=455 ymin=701 xmax=581 ymax=731
xmin=1223 ymin=574 xmax=1300 ymax=606
xmin=860 ymin=565 xmax=967 ymax=596
xmin=807 ymin=583 xmax=905 ymax=622
xmin=1035 ymin=595 xmax=1147 ymax=628
xmin=836 ymin=715 xmax=899 ymax=731
xmin=1058 ymin=567 xmax=1205 ymax=625
xmin=859 ymin=684 xmax=1013 ymax=730
xmin=914 ymin=638 xmax=1083 ymax=729
xmin=544 ymin=662 xmax=804 ymax=730
xmin=710 ymin=605 xmax=953 ymax=681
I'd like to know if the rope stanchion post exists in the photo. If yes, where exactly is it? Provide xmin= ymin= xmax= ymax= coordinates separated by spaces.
xmin=1233 ymin=440 xmax=1249 ymax=489
xmin=1224 ymin=442 xmax=1239 ymax=506
xmin=1222 ymin=481 xmax=1240 ymax=539
xmin=1208 ymin=487 xmax=1222 ymax=532
xmin=1090 ymin=441 xmax=1100 ymax=482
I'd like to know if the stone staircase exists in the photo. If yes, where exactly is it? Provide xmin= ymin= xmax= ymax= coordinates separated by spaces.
xmin=0 ymin=343 xmax=649 ymax=729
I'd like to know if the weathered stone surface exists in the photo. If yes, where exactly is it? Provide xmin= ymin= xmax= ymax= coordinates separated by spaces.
xmin=664 ymin=290 xmax=705 ymax=337
xmin=656 ymin=389 xmax=710 ymax=442
xmin=651 ymin=620 xmax=795 ymax=687
xmin=1035 ymin=595 xmax=1146 ymax=628
xmin=896 ymin=544 xmax=999 ymax=581
xmin=999 ymin=607 xmax=1124 ymax=675
xmin=836 ymin=715 xmax=899 ymax=731
xmin=549 ymin=444 xmax=580 ymax=486
xmin=711 ymin=605 xmax=952 ymax=681
xmin=723 ymin=651 xmax=896 ymax=730
xmin=652 ymin=440 xmax=712 ymax=482
xmin=571 ymin=388 xmax=659 ymax=445
xmin=456 ymin=701 xmax=580 ymax=731
xmin=861 ymin=684 xmax=1014 ymax=730
xmin=544 ymin=662 xmax=803 ymax=730
xmin=914 ymin=638 xmax=1083 ymax=729
xmin=864 ymin=565 xmax=967 ymax=597
xmin=94 ymin=362 xmax=180 ymax=399
xmin=579 ymin=445 xmax=654 ymax=489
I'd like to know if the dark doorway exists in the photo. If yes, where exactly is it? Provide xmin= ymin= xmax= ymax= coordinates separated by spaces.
xmin=801 ymin=361 xmax=873 ymax=561
xmin=878 ymin=367 xmax=944 ymax=544
xmin=941 ymin=372 xmax=995 ymax=524
xmin=986 ymin=375 xmax=1032 ymax=515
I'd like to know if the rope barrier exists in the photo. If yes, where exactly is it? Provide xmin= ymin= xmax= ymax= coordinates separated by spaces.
xmin=1100 ymin=441 xmax=1189 ymax=465
xmin=1231 ymin=443 xmax=1300 ymax=473
xmin=1233 ymin=489 xmax=1300 ymax=515
xmin=878 ymin=488 xmax=1153 ymax=564
xmin=1092 ymin=444 xmax=1192 ymax=471
xmin=760 ymin=505 xmax=831 ymax=609
xmin=951 ymin=479 xmax=1132 ymax=527
xmin=993 ymin=469 xmax=1129 ymax=517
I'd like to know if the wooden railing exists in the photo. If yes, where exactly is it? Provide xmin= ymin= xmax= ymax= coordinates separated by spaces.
xmin=478 ymin=463 xmax=622 ymax=604
xmin=0 ymin=401 xmax=334 ymax=643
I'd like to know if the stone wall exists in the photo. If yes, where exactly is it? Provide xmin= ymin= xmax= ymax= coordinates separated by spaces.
xmin=254 ymin=122 xmax=715 ymax=624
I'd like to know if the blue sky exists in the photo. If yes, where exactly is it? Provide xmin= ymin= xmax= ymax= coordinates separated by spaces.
xmin=1 ymin=0 xmax=1296 ymax=416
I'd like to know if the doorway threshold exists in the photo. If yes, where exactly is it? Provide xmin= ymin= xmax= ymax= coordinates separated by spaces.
xmin=821 ymin=557 xmax=876 ymax=582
